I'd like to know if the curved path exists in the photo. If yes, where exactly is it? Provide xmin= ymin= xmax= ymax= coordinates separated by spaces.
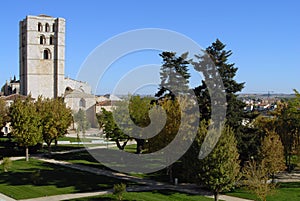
xmin=6 ymin=145 xmax=300 ymax=201
xmin=19 ymin=155 xmax=253 ymax=201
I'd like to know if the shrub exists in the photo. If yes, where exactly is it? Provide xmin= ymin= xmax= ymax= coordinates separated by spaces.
xmin=2 ymin=157 xmax=12 ymax=172
xmin=113 ymin=183 xmax=126 ymax=201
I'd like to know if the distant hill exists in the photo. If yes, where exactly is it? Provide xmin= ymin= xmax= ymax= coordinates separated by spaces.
xmin=238 ymin=93 xmax=295 ymax=99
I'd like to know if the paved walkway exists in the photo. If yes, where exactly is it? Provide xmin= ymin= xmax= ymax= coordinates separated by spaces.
xmin=276 ymin=170 xmax=300 ymax=182
xmin=18 ymin=185 xmax=253 ymax=201
xmin=8 ymin=144 xmax=300 ymax=201
xmin=1 ymin=146 xmax=300 ymax=201
xmin=0 ymin=193 xmax=17 ymax=201
xmin=19 ymin=190 xmax=112 ymax=201
xmin=29 ymin=156 xmax=253 ymax=201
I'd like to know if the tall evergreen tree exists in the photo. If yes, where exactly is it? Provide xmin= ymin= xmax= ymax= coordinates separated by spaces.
xmin=193 ymin=39 xmax=244 ymax=127
xmin=153 ymin=51 xmax=194 ymax=181
xmin=192 ymin=39 xmax=258 ymax=163
xmin=155 ymin=51 xmax=190 ymax=99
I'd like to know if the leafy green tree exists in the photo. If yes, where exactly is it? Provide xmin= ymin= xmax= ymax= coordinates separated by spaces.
xmin=197 ymin=125 xmax=240 ymax=201
xmin=2 ymin=157 xmax=12 ymax=172
xmin=242 ymin=159 xmax=276 ymax=201
xmin=128 ymin=95 xmax=152 ymax=154
xmin=98 ymin=95 xmax=156 ymax=152
xmin=98 ymin=108 xmax=130 ymax=150
xmin=148 ymin=95 xmax=199 ymax=183
xmin=36 ymin=97 xmax=72 ymax=154
xmin=192 ymin=39 xmax=259 ymax=163
xmin=9 ymin=97 xmax=42 ymax=161
xmin=260 ymin=130 xmax=286 ymax=181
xmin=242 ymin=121 xmax=285 ymax=200
xmin=148 ymin=98 xmax=181 ymax=153
xmin=74 ymin=109 xmax=91 ymax=137
xmin=0 ymin=98 xmax=9 ymax=131
xmin=147 ymin=98 xmax=181 ymax=182
xmin=269 ymin=90 xmax=300 ymax=170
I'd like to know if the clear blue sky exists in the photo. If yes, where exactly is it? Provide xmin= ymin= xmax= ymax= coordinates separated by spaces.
xmin=0 ymin=0 xmax=299 ymax=94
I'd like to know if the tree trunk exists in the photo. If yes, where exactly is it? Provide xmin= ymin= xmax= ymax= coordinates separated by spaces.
xmin=116 ymin=140 xmax=123 ymax=150
xmin=47 ymin=143 xmax=52 ymax=156
xmin=288 ymin=154 xmax=291 ymax=172
xmin=116 ymin=139 xmax=130 ymax=150
xmin=271 ymin=173 xmax=275 ymax=183
xmin=169 ymin=167 xmax=173 ymax=183
xmin=25 ymin=147 xmax=29 ymax=161
xmin=167 ymin=165 xmax=173 ymax=183
xmin=121 ymin=139 xmax=130 ymax=150
xmin=135 ymin=139 xmax=145 ymax=154
xmin=214 ymin=191 xmax=219 ymax=201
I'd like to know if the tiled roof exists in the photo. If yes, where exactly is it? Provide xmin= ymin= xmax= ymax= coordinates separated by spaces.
xmin=1 ymin=94 xmax=31 ymax=101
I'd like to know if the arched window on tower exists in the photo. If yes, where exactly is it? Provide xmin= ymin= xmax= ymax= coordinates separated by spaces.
xmin=38 ymin=23 xmax=43 ymax=32
xmin=40 ymin=35 xmax=46 ymax=45
xmin=52 ymin=23 xmax=56 ymax=32
xmin=50 ymin=36 xmax=54 ymax=45
xmin=43 ymin=49 xmax=51 ymax=60
xmin=79 ymin=98 xmax=86 ymax=108
xmin=45 ymin=23 xmax=50 ymax=32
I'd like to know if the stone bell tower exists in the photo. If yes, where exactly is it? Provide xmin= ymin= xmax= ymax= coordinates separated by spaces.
xmin=19 ymin=14 xmax=65 ymax=98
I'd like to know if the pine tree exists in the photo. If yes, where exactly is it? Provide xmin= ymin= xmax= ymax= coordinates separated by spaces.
xmin=155 ymin=51 xmax=190 ymax=99
xmin=193 ymin=39 xmax=258 ymax=163
xmin=193 ymin=39 xmax=244 ymax=126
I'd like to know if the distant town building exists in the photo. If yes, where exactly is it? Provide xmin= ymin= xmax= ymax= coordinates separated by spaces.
xmin=95 ymin=94 xmax=122 ymax=113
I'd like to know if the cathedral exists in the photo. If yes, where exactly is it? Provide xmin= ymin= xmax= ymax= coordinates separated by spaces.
xmin=1 ymin=15 xmax=97 ymax=127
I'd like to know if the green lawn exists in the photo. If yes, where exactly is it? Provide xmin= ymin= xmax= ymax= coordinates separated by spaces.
xmin=226 ymin=182 xmax=300 ymax=201
xmin=50 ymin=150 xmax=110 ymax=170
xmin=57 ymin=136 xmax=100 ymax=143
xmin=70 ymin=190 xmax=215 ymax=201
xmin=0 ymin=159 xmax=133 ymax=200
xmin=50 ymin=148 xmax=177 ymax=184
xmin=0 ymin=137 xmax=29 ymax=158
xmin=123 ymin=144 xmax=137 ymax=153
xmin=0 ymin=136 xmax=87 ymax=159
